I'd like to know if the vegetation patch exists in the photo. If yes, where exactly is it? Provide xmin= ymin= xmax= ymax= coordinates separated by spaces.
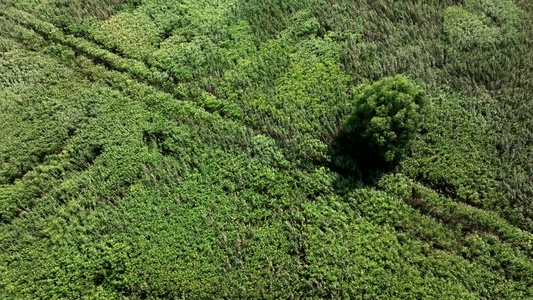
xmin=0 ymin=0 xmax=531 ymax=298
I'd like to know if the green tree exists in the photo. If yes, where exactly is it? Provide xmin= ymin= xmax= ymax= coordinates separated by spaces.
xmin=345 ymin=75 xmax=426 ymax=166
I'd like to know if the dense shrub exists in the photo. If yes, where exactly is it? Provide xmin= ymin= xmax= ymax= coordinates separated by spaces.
xmin=344 ymin=75 xmax=426 ymax=166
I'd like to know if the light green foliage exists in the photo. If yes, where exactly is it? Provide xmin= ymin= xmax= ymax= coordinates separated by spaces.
xmin=250 ymin=135 xmax=289 ymax=168
xmin=0 ymin=0 xmax=532 ymax=298
xmin=465 ymin=0 xmax=526 ymax=43
xmin=0 ymin=49 xmax=62 ymax=87
xmin=273 ymin=58 xmax=350 ymax=135
xmin=345 ymin=75 xmax=425 ymax=164
xmin=0 ymin=36 xmax=17 ymax=52
xmin=136 ymin=0 xmax=187 ymax=34
xmin=90 ymin=10 xmax=161 ymax=61
xmin=3 ymin=0 xmax=128 ymax=31
xmin=151 ymin=35 xmax=223 ymax=82
xmin=444 ymin=0 xmax=525 ymax=49
xmin=444 ymin=6 xmax=500 ymax=49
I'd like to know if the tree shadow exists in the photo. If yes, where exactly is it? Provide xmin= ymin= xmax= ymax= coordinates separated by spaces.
xmin=324 ymin=129 xmax=398 ymax=189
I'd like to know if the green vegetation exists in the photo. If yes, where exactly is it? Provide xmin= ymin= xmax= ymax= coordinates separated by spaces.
xmin=0 ymin=0 xmax=531 ymax=298
xmin=344 ymin=75 xmax=425 ymax=165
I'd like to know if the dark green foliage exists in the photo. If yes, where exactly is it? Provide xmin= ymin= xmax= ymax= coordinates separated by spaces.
xmin=0 ymin=0 xmax=532 ymax=298
xmin=345 ymin=75 xmax=425 ymax=165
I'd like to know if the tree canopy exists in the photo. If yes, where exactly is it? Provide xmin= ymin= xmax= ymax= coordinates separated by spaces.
xmin=345 ymin=75 xmax=426 ymax=165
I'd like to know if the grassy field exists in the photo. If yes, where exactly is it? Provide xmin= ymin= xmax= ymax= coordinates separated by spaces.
xmin=0 ymin=0 xmax=531 ymax=298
